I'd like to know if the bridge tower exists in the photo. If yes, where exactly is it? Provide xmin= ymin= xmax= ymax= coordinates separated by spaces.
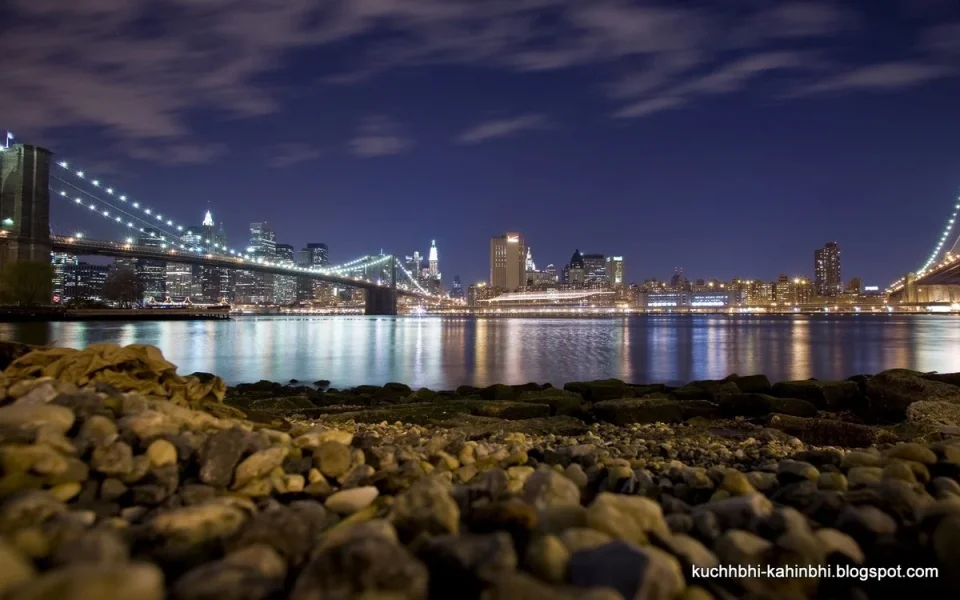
xmin=0 ymin=144 xmax=52 ymax=270
xmin=363 ymin=254 xmax=398 ymax=316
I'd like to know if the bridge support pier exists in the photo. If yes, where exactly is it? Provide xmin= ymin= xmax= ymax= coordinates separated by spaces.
xmin=364 ymin=287 xmax=397 ymax=316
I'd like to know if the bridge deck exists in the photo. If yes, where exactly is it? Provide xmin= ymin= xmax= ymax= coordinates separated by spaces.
xmin=48 ymin=235 xmax=424 ymax=297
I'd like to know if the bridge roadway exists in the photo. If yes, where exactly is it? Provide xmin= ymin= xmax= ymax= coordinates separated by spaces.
xmin=49 ymin=235 xmax=424 ymax=315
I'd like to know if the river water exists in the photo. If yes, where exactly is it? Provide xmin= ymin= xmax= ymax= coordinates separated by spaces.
xmin=2 ymin=315 xmax=959 ymax=389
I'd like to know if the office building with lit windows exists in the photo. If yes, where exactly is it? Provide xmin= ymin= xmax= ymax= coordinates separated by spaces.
xmin=815 ymin=242 xmax=842 ymax=297
xmin=490 ymin=233 xmax=525 ymax=292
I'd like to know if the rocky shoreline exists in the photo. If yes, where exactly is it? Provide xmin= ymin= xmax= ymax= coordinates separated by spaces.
xmin=0 ymin=342 xmax=958 ymax=599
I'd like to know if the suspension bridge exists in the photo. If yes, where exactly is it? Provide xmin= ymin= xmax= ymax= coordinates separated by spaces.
xmin=886 ymin=190 xmax=960 ymax=306
xmin=0 ymin=144 xmax=441 ymax=315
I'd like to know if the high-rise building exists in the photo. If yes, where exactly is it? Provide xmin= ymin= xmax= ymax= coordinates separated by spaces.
xmin=62 ymin=262 xmax=110 ymax=303
xmin=165 ymin=262 xmax=194 ymax=300
xmin=50 ymin=252 xmax=77 ymax=303
xmin=669 ymin=268 xmax=690 ymax=291
xmin=428 ymin=240 xmax=440 ymax=280
xmin=566 ymin=249 xmax=585 ymax=287
xmin=274 ymin=243 xmax=297 ymax=305
xmin=583 ymin=253 xmax=606 ymax=284
xmin=606 ymin=256 xmax=625 ymax=287
xmin=245 ymin=222 xmax=276 ymax=304
xmin=296 ymin=243 xmax=330 ymax=303
xmin=525 ymin=247 xmax=537 ymax=272
xmin=137 ymin=228 xmax=166 ymax=302
xmin=490 ymin=233 xmax=526 ymax=292
xmin=815 ymin=242 xmax=841 ymax=297
xmin=450 ymin=275 xmax=464 ymax=300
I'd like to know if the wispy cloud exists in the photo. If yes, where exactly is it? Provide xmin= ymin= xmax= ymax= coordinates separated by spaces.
xmin=788 ymin=62 xmax=953 ymax=96
xmin=124 ymin=142 xmax=227 ymax=166
xmin=267 ymin=143 xmax=322 ymax=168
xmin=457 ymin=114 xmax=549 ymax=144
xmin=614 ymin=97 xmax=688 ymax=119
xmin=348 ymin=116 xmax=413 ymax=158
xmin=2 ymin=0 xmax=958 ymax=158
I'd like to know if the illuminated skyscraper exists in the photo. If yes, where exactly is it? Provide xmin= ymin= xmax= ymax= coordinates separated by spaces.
xmin=525 ymin=247 xmax=536 ymax=272
xmin=428 ymin=240 xmax=440 ymax=280
xmin=137 ymin=228 xmax=166 ymax=301
xmin=490 ymin=233 xmax=525 ymax=292
xmin=815 ymin=242 xmax=841 ymax=297
xmin=606 ymin=256 xmax=625 ymax=287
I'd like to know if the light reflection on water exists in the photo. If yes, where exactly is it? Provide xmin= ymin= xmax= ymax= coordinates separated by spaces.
xmin=2 ymin=315 xmax=959 ymax=389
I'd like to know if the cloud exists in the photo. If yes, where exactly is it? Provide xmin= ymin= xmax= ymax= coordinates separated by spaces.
xmin=1 ymin=0 xmax=957 ymax=157
xmin=348 ymin=117 xmax=414 ymax=158
xmin=922 ymin=22 xmax=960 ymax=56
xmin=613 ymin=97 xmax=688 ymax=119
xmin=123 ymin=142 xmax=227 ymax=166
xmin=267 ymin=143 xmax=323 ymax=168
xmin=789 ymin=62 xmax=953 ymax=96
xmin=457 ymin=114 xmax=549 ymax=144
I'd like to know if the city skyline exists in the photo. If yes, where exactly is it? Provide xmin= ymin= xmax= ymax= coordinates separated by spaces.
xmin=3 ymin=1 xmax=960 ymax=285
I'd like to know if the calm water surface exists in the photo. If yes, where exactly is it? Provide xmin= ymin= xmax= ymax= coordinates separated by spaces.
xmin=2 ymin=315 xmax=960 ymax=389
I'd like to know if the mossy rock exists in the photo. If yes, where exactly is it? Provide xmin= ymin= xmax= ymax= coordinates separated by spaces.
xmin=563 ymin=379 xmax=634 ymax=402
xmin=671 ymin=380 xmax=739 ymax=401
xmin=456 ymin=385 xmax=482 ymax=397
xmin=770 ymin=380 xmax=861 ymax=411
xmin=592 ymin=397 xmax=683 ymax=425
xmin=409 ymin=388 xmax=439 ymax=402
xmin=516 ymin=389 xmax=584 ymax=417
xmin=480 ymin=384 xmax=519 ymax=401
xmin=725 ymin=374 xmax=772 ymax=394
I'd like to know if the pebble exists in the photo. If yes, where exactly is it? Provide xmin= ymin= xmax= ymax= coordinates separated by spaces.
xmin=324 ymin=486 xmax=379 ymax=514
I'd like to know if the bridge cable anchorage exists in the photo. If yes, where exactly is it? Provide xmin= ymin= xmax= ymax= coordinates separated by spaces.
xmin=887 ymin=191 xmax=960 ymax=293
xmin=52 ymin=159 xmax=403 ymax=286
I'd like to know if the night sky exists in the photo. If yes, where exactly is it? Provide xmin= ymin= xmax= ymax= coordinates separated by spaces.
xmin=2 ymin=0 xmax=959 ymax=288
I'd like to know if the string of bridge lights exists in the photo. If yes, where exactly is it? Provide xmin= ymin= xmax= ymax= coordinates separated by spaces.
xmin=886 ymin=193 xmax=960 ymax=293
xmin=53 ymin=159 xmax=439 ymax=296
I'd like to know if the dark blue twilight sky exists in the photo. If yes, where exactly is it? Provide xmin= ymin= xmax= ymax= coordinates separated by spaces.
xmin=2 ymin=0 xmax=959 ymax=287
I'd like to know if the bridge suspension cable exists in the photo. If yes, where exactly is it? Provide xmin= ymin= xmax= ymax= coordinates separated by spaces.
xmin=917 ymin=191 xmax=960 ymax=275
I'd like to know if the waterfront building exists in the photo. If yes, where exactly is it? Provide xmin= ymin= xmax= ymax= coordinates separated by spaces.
xmin=479 ymin=288 xmax=616 ymax=308
xmin=639 ymin=289 xmax=738 ymax=310
xmin=50 ymin=252 xmax=77 ymax=303
xmin=606 ymin=256 xmax=625 ymax=287
xmin=136 ymin=228 xmax=166 ymax=302
xmin=744 ymin=280 xmax=775 ymax=306
xmin=490 ymin=233 xmax=526 ymax=292
xmin=526 ymin=270 xmax=558 ymax=288
xmin=774 ymin=274 xmax=795 ymax=306
xmin=468 ymin=282 xmax=500 ymax=306
xmin=296 ymin=243 xmax=329 ymax=302
xmin=815 ymin=242 xmax=842 ymax=297
xmin=62 ymin=262 xmax=110 ymax=303
xmin=525 ymin=247 xmax=536 ymax=272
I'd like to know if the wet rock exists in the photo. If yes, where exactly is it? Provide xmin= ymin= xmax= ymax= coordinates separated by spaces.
xmin=0 ymin=491 xmax=66 ymax=534
xmin=564 ymin=379 xmax=634 ymax=402
xmin=481 ymin=384 xmax=518 ymax=401
xmin=172 ymin=546 xmax=284 ymax=600
xmin=592 ymin=398 xmax=683 ymax=425
xmin=516 ymin=390 xmax=583 ymax=417
xmin=727 ymin=374 xmax=772 ymax=394
xmin=866 ymin=370 xmax=960 ymax=422
xmin=771 ymin=380 xmax=861 ymax=410
xmin=767 ymin=414 xmax=897 ymax=447
xmin=568 ymin=541 xmax=685 ymax=600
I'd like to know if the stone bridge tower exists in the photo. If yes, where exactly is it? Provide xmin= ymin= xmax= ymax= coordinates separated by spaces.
xmin=0 ymin=144 xmax=52 ymax=270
